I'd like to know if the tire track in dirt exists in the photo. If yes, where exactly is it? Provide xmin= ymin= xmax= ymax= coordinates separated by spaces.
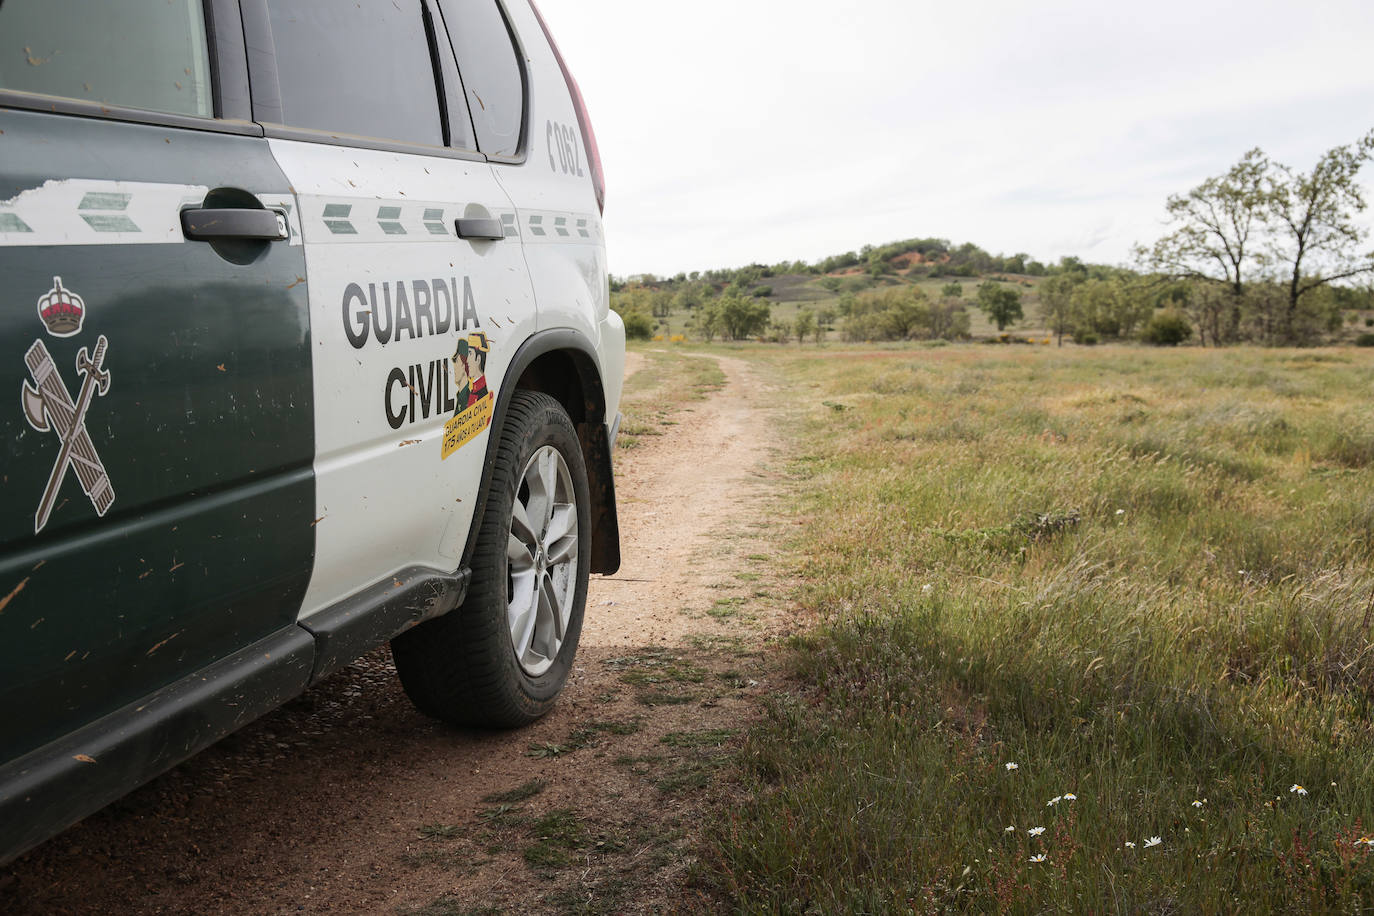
xmin=0 ymin=349 xmax=791 ymax=916
xmin=585 ymin=351 xmax=782 ymax=647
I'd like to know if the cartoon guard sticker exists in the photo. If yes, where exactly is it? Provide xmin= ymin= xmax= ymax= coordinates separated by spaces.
xmin=20 ymin=277 xmax=116 ymax=533
xmin=442 ymin=331 xmax=493 ymax=459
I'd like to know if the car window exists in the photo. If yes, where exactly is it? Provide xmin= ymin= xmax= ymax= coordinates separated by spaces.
xmin=438 ymin=0 xmax=525 ymax=157
xmin=0 ymin=0 xmax=212 ymax=118
xmin=267 ymin=0 xmax=443 ymax=147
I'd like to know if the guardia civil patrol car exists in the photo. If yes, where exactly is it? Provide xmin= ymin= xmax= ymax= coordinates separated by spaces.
xmin=0 ymin=0 xmax=623 ymax=863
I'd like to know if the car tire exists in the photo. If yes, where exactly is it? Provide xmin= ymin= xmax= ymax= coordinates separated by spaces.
xmin=392 ymin=390 xmax=591 ymax=727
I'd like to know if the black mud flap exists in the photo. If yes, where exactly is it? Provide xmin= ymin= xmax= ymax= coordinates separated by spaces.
xmin=578 ymin=420 xmax=621 ymax=575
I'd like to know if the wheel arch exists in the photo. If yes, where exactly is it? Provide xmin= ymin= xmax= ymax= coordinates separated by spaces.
xmin=461 ymin=329 xmax=621 ymax=575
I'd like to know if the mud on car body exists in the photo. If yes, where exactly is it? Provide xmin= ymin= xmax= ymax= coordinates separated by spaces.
xmin=0 ymin=0 xmax=622 ymax=864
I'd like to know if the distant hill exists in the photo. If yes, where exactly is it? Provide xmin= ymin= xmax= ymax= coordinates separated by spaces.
xmin=611 ymin=236 xmax=1374 ymax=346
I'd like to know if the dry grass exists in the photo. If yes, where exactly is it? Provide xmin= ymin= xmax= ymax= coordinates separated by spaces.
xmin=707 ymin=343 xmax=1374 ymax=912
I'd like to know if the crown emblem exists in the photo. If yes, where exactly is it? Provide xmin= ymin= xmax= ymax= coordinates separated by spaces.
xmin=36 ymin=276 xmax=85 ymax=338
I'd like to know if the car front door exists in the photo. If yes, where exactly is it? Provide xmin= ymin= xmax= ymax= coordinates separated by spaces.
xmin=0 ymin=1 xmax=315 ymax=766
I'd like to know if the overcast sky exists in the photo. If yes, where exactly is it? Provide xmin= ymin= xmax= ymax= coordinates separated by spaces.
xmin=535 ymin=0 xmax=1374 ymax=279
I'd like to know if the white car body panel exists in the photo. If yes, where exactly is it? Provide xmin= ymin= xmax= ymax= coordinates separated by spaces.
xmin=266 ymin=138 xmax=538 ymax=621
xmin=493 ymin=0 xmax=619 ymax=430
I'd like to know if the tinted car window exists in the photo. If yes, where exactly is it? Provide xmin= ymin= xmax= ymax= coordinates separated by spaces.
xmin=268 ymin=0 xmax=443 ymax=147
xmin=439 ymin=0 xmax=525 ymax=157
xmin=0 ymin=0 xmax=212 ymax=118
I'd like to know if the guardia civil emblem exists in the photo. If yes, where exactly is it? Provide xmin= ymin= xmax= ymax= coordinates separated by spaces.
xmin=20 ymin=277 xmax=115 ymax=533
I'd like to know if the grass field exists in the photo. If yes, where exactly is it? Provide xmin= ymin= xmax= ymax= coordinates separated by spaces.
xmin=704 ymin=342 xmax=1374 ymax=912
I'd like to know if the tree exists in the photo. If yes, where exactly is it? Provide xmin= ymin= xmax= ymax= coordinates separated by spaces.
xmin=717 ymin=293 xmax=770 ymax=340
xmin=649 ymin=289 xmax=673 ymax=318
xmin=814 ymin=308 xmax=835 ymax=345
xmin=976 ymin=281 xmax=1022 ymax=331
xmin=1065 ymin=276 xmax=1150 ymax=339
xmin=842 ymin=287 xmax=931 ymax=341
xmin=696 ymin=300 xmax=723 ymax=342
xmin=928 ymin=299 xmax=970 ymax=340
xmin=1140 ymin=148 xmax=1269 ymax=340
xmin=1038 ymin=274 xmax=1078 ymax=346
xmin=1141 ymin=309 xmax=1193 ymax=346
xmin=794 ymin=309 xmax=816 ymax=344
xmin=671 ymin=281 xmax=708 ymax=313
xmin=1186 ymin=281 xmax=1228 ymax=347
xmin=940 ymin=282 xmax=963 ymax=299
xmin=1264 ymin=131 xmax=1374 ymax=342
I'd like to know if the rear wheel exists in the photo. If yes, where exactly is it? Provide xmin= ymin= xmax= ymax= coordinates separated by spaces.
xmin=392 ymin=390 xmax=590 ymax=727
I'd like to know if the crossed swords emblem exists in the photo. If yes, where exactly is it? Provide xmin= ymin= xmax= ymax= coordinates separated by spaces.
xmin=21 ymin=335 xmax=115 ymax=533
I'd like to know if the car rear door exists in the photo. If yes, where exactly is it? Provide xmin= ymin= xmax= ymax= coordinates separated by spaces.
xmin=0 ymin=1 xmax=315 ymax=765
xmin=243 ymin=0 xmax=539 ymax=621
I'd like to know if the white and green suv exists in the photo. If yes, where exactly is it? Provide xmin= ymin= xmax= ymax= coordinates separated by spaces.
xmin=0 ymin=0 xmax=622 ymax=863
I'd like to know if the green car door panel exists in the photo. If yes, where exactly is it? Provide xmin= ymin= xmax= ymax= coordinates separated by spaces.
xmin=0 ymin=108 xmax=315 ymax=766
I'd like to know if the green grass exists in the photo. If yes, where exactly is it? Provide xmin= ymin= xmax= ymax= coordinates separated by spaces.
xmin=522 ymin=809 xmax=626 ymax=871
xmin=709 ymin=343 xmax=1374 ymax=912
xmin=481 ymin=779 xmax=546 ymax=804
xmin=616 ymin=346 xmax=726 ymax=449
xmin=608 ymin=648 xmax=708 ymax=686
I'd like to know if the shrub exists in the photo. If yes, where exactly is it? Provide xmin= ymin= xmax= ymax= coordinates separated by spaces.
xmin=1077 ymin=332 xmax=1099 ymax=345
xmin=1365 ymin=318 xmax=1374 ymax=327
xmin=1356 ymin=332 xmax=1374 ymax=347
xmin=1141 ymin=309 xmax=1193 ymax=346
xmin=752 ymin=285 xmax=773 ymax=298
xmin=621 ymin=310 xmax=654 ymax=340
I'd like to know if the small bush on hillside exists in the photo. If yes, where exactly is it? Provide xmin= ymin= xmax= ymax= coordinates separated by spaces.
xmin=621 ymin=310 xmax=654 ymax=340
xmin=1077 ymin=332 xmax=1099 ymax=345
xmin=1356 ymin=332 xmax=1374 ymax=347
xmin=1141 ymin=309 xmax=1194 ymax=346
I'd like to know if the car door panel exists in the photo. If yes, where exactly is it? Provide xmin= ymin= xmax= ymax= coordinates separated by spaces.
xmin=264 ymin=139 xmax=537 ymax=620
xmin=0 ymin=108 xmax=315 ymax=764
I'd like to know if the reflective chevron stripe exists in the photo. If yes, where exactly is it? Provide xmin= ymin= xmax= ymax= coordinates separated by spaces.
xmin=0 ymin=179 xmax=208 ymax=246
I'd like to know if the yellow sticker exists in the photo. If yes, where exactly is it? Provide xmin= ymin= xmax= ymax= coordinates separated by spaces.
xmin=442 ymin=394 xmax=493 ymax=459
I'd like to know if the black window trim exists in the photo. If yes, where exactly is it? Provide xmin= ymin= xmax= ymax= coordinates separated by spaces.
xmin=258 ymin=123 xmax=488 ymax=162
xmin=0 ymin=0 xmax=261 ymax=137
xmin=420 ymin=0 xmax=453 ymax=147
xmin=428 ymin=0 xmax=481 ymax=153
xmin=206 ymin=0 xmax=252 ymax=120
xmin=243 ymin=0 xmax=487 ymax=162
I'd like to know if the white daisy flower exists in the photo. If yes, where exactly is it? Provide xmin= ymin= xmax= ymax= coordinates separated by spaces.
xmin=1005 ymin=762 xmax=1018 ymax=771
xmin=1062 ymin=793 xmax=1076 ymax=801
xmin=1124 ymin=841 xmax=1136 ymax=849
xmin=1047 ymin=796 xmax=1062 ymax=807
xmin=1027 ymin=826 xmax=1045 ymax=837
xmin=1192 ymin=800 xmax=1204 ymax=808
xmin=1029 ymin=854 xmax=1047 ymax=863
xmin=1005 ymin=825 xmax=1016 ymax=833
xmin=1143 ymin=836 xmax=1162 ymax=848
xmin=1291 ymin=784 xmax=1308 ymax=796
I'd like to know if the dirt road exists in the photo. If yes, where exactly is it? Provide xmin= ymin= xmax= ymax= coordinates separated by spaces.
xmin=1 ymin=350 xmax=790 ymax=915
